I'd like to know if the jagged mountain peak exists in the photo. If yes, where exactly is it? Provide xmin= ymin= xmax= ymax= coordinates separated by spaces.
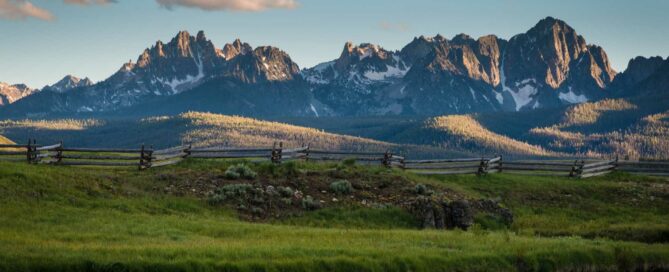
xmin=452 ymin=33 xmax=474 ymax=43
xmin=340 ymin=42 xmax=391 ymax=61
xmin=196 ymin=30 xmax=207 ymax=42
xmin=610 ymin=55 xmax=669 ymax=95
xmin=222 ymin=39 xmax=253 ymax=60
xmin=46 ymin=75 xmax=93 ymax=93
xmin=530 ymin=16 xmax=575 ymax=34
xmin=0 ymin=82 xmax=35 ymax=106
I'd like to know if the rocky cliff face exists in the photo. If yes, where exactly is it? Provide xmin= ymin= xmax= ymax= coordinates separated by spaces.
xmin=498 ymin=17 xmax=616 ymax=111
xmin=0 ymin=82 xmax=35 ymax=106
xmin=301 ymin=17 xmax=618 ymax=115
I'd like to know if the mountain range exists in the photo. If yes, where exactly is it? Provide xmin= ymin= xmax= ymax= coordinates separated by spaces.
xmin=1 ymin=17 xmax=667 ymax=118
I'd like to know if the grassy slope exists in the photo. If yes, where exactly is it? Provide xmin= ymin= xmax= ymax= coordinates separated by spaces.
xmin=0 ymin=134 xmax=14 ymax=145
xmin=425 ymin=172 xmax=669 ymax=243
xmin=0 ymin=160 xmax=668 ymax=271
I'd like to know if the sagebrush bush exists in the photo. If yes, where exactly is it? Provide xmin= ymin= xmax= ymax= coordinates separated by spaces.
xmin=414 ymin=184 xmax=432 ymax=196
xmin=224 ymin=164 xmax=257 ymax=180
xmin=208 ymin=184 xmax=255 ymax=205
xmin=330 ymin=180 xmax=353 ymax=195
xmin=277 ymin=186 xmax=294 ymax=198
xmin=301 ymin=196 xmax=321 ymax=210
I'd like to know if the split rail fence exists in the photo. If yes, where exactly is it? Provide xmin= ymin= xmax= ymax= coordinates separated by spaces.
xmin=1 ymin=139 xmax=668 ymax=178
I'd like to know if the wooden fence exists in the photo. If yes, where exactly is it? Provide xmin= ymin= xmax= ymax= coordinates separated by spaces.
xmin=0 ymin=139 xmax=668 ymax=179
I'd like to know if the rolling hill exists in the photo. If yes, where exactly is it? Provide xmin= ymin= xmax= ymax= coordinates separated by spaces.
xmin=0 ymin=112 xmax=471 ymax=158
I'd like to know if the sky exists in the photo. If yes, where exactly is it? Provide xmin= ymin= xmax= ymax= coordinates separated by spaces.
xmin=0 ymin=0 xmax=668 ymax=87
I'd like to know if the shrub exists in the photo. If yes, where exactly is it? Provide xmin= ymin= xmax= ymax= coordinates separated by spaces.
xmin=224 ymin=164 xmax=257 ymax=180
xmin=280 ymin=198 xmax=293 ymax=206
xmin=330 ymin=180 xmax=353 ymax=195
xmin=277 ymin=186 xmax=294 ymax=198
xmin=414 ymin=184 xmax=432 ymax=196
xmin=209 ymin=184 xmax=255 ymax=205
xmin=302 ymin=196 xmax=321 ymax=210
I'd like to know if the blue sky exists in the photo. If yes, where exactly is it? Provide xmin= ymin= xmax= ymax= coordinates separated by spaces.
xmin=1 ymin=0 xmax=668 ymax=87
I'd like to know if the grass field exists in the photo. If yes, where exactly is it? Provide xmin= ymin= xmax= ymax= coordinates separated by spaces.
xmin=0 ymin=160 xmax=668 ymax=271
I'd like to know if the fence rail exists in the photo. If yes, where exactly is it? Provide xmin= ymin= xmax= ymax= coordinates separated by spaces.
xmin=1 ymin=139 xmax=669 ymax=178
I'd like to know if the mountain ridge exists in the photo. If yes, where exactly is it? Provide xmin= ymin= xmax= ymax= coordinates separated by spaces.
xmin=1 ymin=17 xmax=665 ymax=119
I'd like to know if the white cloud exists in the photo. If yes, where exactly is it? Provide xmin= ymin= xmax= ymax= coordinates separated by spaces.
xmin=156 ymin=0 xmax=298 ymax=11
xmin=0 ymin=0 xmax=54 ymax=21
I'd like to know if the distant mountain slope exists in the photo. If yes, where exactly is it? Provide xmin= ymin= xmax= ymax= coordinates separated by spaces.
xmin=612 ymin=56 xmax=669 ymax=98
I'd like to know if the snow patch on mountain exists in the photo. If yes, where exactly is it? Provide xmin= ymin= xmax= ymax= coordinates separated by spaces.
xmin=309 ymin=104 xmax=319 ymax=117
xmin=509 ymin=84 xmax=538 ymax=111
xmin=559 ymin=87 xmax=588 ymax=104
xmin=156 ymin=53 xmax=205 ymax=94
xmin=363 ymin=64 xmax=409 ymax=81
xmin=302 ymin=61 xmax=335 ymax=84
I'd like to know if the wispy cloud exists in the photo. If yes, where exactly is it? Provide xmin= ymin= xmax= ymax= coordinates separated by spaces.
xmin=379 ymin=21 xmax=410 ymax=32
xmin=0 ymin=0 xmax=54 ymax=21
xmin=156 ymin=0 xmax=298 ymax=12
xmin=64 ymin=0 xmax=117 ymax=5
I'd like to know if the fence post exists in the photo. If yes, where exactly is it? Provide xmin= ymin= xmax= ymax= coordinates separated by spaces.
xmin=305 ymin=144 xmax=310 ymax=162
xmin=577 ymin=160 xmax=585 ymax=178
xmin=383 ymin=150 xmax=391 ymax=168
xmin=30 ymin=139 xmax=37 ymax=164
xmin=569 ymin=160 xmax=578 ymax=177
xmin=271 ymin=142 xmax=278 ymax=164
xmin=26 ymin=139 xmax=31 ymax=164
xmin=477 ymin=157 xmax=486 ymax=176
xmin=146 ymin=145 xmax=153 ymax=169
xmin=614 ymin=155 xmax=619 ymax=171
xmin=277 ymin=142 xmax=283 ymax=164
xmin=56 ymin=141 xmax=63 ymax=164
xmin=498 ymin=155 xmax=503 ymax=173
xmin=185 ymin=144 xmax=192 ymax=158
xmin=139 ymin=144 xmax=145 ymax=171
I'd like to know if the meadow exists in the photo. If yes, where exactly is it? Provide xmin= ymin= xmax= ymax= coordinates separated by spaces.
xmin=0 ymin=159 xmax=668 ymax=271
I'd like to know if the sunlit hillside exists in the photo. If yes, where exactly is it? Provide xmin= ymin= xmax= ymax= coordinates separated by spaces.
xmin=0 ymin=135 xmax=14 ymax=145
xmin=159 ymin=112 xmax=393 ymax=151
xmin=388 ymin=114 xmax=554 ymax=157
xmin=527 ymin=99 xmax=669 ymax=159
xmin=0 ymin=112 xmax=471 ymax=158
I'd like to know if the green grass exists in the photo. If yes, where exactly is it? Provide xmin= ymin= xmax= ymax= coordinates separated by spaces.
xmin=0 ymin=161 xmax=668 ymax=271
xmin=278 ymin=207 xmax=419 ymax=229
xmin=422 ymin=171 xmax=669 ymax=243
